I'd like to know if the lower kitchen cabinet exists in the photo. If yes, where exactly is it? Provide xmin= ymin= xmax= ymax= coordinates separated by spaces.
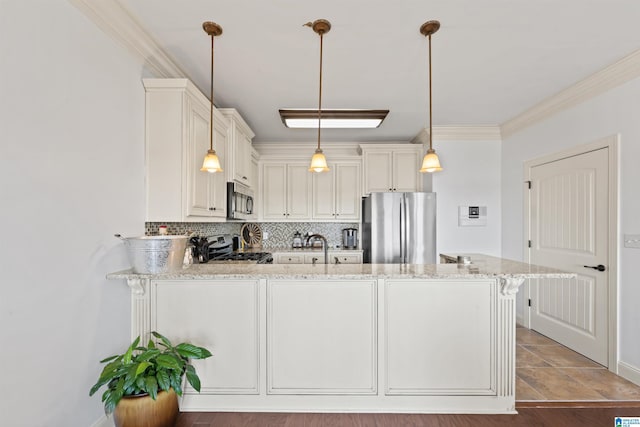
xmin=152 ymin=280 xmax=260 ymax=394
xmin=274 ymin=251 xmax=363 ymax=264
xmin=267 ymin=279 xmax=377 ymax=394
xmin=274 ymin=253 xmax=305 ymax=264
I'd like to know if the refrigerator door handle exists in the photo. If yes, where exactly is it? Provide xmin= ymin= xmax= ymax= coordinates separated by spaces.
xmin=399 ymin=196 xmax=406 ymax=264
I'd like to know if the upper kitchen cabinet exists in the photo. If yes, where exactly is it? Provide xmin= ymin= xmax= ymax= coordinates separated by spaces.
xmin=143 ymin=78 xmax=228 ymax=222
xmin=359 ymin=144 xmax=423 ymax=194
xmin=260 ymin=162 xmax=311 ymax=221
xmin=312 ymin=162 xmax=361 ymax=221
xmin=219 ymin=108 xmax=255 ymax=191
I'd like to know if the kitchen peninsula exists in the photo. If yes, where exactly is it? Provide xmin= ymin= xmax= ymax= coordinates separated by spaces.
xmin=108 ymin=255 xmax=573 ymax=414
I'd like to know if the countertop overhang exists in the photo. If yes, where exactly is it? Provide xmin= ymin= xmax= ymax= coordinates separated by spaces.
xmin=107 ymin=254 xmax=574 ymax=281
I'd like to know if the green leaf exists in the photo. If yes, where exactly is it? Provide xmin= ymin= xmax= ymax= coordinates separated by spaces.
xmin=152 ymin=331 xmax=173 ymax=349
xmin=175 ymin=343 xmax=212 ymax=359
xmin=135 ymin=361 xmax=152 ymax=377
xmin=145 ymin=376 xmax=158 ymax=400
xmin=99 ymin=354 xmax=119 ymax=364
xmin=156 ymin=369 xmax=171 ymax=391
xmin=169 ymin=370 xmax=183 ymax=396
xmin=156 ymin=354 xmax=182 ymax=370
xmin=136 ymin=348 xmax=161 ymax=362
xmin=123 ymin=337 xmax=140 ymax=364
xmin=184 ymin=364 xmax=201 ymax=392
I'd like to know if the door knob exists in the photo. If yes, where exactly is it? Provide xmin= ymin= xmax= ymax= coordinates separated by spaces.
xmin=583 ymin=264 xmax=606 ymax=272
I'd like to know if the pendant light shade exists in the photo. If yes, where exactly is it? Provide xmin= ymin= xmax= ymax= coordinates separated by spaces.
xmin=306 ymin=19 xmax=331 ymax=173
xmin=201 ymin=21 xmax=223 ymax=174
xmin=420 ymin=148 xmax=442 ymax=173
xmin=309 ymin=148 xmax=330 ymax=173
xmin=419 ymin=20 xmax=443 ymax=174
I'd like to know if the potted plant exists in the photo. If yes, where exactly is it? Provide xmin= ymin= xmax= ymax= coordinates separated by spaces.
xmin=90 ymin=331 xmax=212 ymax=427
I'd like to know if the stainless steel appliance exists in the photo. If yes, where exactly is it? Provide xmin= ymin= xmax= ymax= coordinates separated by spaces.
xmin=361 ymin=192 xmax=436 ymax=264
xmin=227 ymin=182 xmax=254 ymax=220
xmin=342 ymin=228 xmax=358 ymax=249
xmin=191 ymin=234 xmax=272 ymax=264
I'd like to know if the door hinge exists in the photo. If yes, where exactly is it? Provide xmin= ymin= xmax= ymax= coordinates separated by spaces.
xmin=525 ymin=180 xmax=532 ymax=189
xmin=528 ymin=240 xmax=532 ymax=248
xmin=528 ymin=299 xmax=532 ymax=307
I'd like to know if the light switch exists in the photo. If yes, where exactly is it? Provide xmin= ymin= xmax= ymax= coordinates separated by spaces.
xmin=624 ymin=234 xmax=640 ymax=249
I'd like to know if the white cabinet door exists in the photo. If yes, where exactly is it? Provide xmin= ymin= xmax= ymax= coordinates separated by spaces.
xmin=262 ymin=163 xmax=287 ymax=220
xmin=187 ymin=98 xmax=214 ymax=217
xmin=208 ymin=120 xmax=228 ymax=217
xmin=335 ymin=163 xmax=361 ymax=220
xmin=286 ymin=164 xmax=311 ymax=220
xmin=235 ymin=134 xmax=252 ymax=187
xmin=311 ymin=167 xmax=335 ymax=220
xmin=363 ymin=151 xmax=393 ymax=193
xmin=361 ymin=145 xmax=422 ymax=195
xmin=187 ymin=111 xmax=227 ymax=219
xmin=393 ymin=151 xmax=420 ymax=193
xmin=153 ymin=280 xmax=260 ymax=394
xmin=267 ymin=280 xmax=377 ymax=394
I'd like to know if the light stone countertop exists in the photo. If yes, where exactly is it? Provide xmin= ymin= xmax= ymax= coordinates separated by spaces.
xmin=107 ymin=254 xmax=574 ymax=281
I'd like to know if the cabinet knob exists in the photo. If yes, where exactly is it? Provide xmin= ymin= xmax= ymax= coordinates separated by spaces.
xmin=283 ymin=213 xmax=286 ymax=216
xmin=208 ymin=207 xmax=214 ymax=211
xmin=242 ymin=176 xmax=248 ymax=180
xmin=393 ymin=188 xmax=397 ymax=191
xmin=389 ymin=188 xmax=392 ymax=191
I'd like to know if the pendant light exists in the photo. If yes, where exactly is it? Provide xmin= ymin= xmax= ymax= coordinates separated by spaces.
xmin=306 ymin=19 xmax=331 ymax=173
xmin=200 ymin=21 xmax=223 ymax=173
xmin=419 ymin=20 xmax=443 ymax=173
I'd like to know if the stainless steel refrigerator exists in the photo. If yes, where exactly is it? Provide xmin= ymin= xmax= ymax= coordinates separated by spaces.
xmin=361 ymin=192 xmax=436 ymax=264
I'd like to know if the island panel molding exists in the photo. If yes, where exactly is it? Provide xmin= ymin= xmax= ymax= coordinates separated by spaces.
xmin=109 ymin=255 xmax=573 ymax=414
xmin=267 ymin=279 xmax=377 ymax=395
xmin=384 ymin=280 xmax=496 ymax=396
xmin=151 ymin=279 xmax=261 ymax=394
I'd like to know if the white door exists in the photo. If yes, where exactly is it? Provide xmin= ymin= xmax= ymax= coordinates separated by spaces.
xmin=528 ymin=147 xmax=609 ymax=366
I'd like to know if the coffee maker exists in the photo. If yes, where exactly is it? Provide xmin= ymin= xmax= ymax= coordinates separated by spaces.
xmin=341 ymin=228 xmax=358 ymax=249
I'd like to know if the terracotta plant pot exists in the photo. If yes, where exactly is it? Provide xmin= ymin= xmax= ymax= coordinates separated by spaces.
xmin=113 ymin=389 xmax=179 ymax=427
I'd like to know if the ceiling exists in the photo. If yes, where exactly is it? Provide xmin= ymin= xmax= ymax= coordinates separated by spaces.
xmin=119 ymin=0 xmax=640 ymax=143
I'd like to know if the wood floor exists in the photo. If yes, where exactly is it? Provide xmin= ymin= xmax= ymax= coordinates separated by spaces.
xmin=175 ymin=407 xmax=640 ymax=427
xmin=176 ymin=327 xmax=640 ymax=426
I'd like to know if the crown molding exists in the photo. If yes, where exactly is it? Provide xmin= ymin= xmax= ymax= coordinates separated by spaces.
xmin=411 ymin=126 xmax=502 ymax=144
xmin=501 ymin=49 xmax=640 ymax=138
xmin=68 ymin=0 xmax=187 ymax=78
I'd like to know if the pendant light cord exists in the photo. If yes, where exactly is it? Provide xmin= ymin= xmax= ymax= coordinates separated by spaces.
xmin=428 ymin=34 xmax=433 ymax=151
xmin=209 ymin=34 xmax=215 ymax=151
xmin=317 ymin=32 xmax=324 ymax=151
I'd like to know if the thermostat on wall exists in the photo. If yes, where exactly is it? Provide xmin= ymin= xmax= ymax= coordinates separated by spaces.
xmin=459 ymin=206 xmax=487 ymax=227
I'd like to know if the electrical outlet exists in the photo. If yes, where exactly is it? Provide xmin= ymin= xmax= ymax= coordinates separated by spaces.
xmin=263 ymin=231 xmax=269 ymax=240
xmin=624 ymin=234 xmax=640 ymax=248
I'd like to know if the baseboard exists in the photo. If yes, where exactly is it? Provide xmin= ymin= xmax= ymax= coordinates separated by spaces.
xmin=89 ymin=415 xmax=113 ymax=427
xmin=618 ymin=361 xmax=640 ymax=387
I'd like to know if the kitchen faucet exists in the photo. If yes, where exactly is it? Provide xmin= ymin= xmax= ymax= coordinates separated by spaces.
xmin=305 ymin=233 xmax=328 ymax=264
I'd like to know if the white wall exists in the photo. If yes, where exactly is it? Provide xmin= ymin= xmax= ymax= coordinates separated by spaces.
xmin=0 ymin=1 xmax=145 ymax=425
xmin=501 ymin=78 xmax=640 ymax=376
xmin=433 ymin=139 xmax=502 ymax=257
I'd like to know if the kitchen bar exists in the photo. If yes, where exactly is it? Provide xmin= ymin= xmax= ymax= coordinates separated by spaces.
xmin=108 ymin=255 xmax=573 ymax=414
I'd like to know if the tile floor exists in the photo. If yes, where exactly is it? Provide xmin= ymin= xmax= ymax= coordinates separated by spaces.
xmin=516 ymin=325 xmax=640 ymax=402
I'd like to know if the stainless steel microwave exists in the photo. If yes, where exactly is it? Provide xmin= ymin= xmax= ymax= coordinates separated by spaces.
xmin=227 ymin=182 xmax=254 ymax=220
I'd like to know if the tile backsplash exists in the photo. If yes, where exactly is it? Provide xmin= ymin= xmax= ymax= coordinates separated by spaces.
xmin=146 ymin=222 xmax=359 ymax=250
